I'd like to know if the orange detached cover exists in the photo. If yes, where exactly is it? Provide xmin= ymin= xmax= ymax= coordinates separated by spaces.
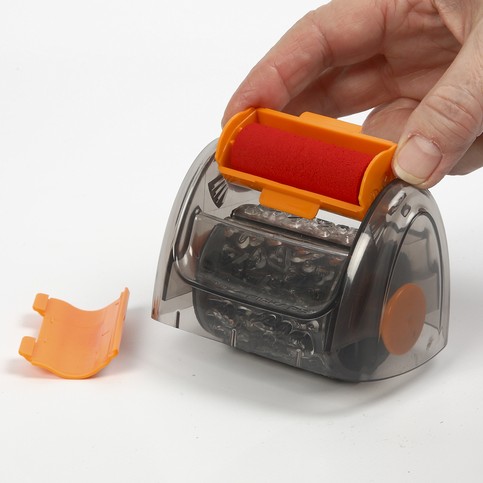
xmin=19 ymin=289 xmax=129 ymax=379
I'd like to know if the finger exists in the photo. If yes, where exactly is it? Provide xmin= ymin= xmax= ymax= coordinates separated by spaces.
xmin=283 ymin=56 xmax=450 ymax=119
xmin=283 ymin=54 xmax=407 ymax=118
xmin=222 ymin=0 xmax=385 ymax=125
xmin=362 ymin=98 xmax=483 ymax=178
xmin=449 ymin=135 xmax=483 ymax=175
xmin=361 ymin=98 xmax=418 ymax=142
xmin=392 ymin=28 xmax=483 ymax=188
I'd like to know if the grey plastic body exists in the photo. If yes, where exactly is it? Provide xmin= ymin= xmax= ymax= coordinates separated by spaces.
xmin=152 ymin=140 xmax=450 ymax=382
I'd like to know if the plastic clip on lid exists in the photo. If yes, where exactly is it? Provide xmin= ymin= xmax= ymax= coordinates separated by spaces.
xmin=216 ymin=108 xmax=397 ymax=220
xmin=19 ymin=288 xmax=129 ymax=379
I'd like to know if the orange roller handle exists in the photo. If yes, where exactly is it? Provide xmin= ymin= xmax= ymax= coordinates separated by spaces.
xmin=216 ymin=108 xmax=397 ymax=220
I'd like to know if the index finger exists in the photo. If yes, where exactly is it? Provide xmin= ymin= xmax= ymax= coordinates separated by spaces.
xmin=222 ymin=0 xmax=385 ymax=124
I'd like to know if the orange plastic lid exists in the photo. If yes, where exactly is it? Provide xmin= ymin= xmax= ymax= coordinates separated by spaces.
xmin=19 ymin=288 xmax=129 ymax=379
xmin=216 ymin=108 xmax=396 ymax=220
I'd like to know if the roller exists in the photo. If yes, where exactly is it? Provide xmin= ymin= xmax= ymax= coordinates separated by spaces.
xmin=216 ymin=108 xmax=396 ymax=220
xmin=230 ymin=122 xmax=373 ymax=205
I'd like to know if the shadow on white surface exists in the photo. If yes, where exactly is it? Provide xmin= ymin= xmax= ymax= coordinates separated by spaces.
xmin=444 ymin=272 xmax=483 ymax=354
xmin=114 ymin=305 xmax=444 ymax=417
xmin=16 ymin=312 xmax=40 ymax=329
xmin=7 ymin=358 xmax=59 ymax=380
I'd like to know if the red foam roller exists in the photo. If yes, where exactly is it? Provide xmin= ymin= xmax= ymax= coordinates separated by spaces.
xmin=230 ymin=123 xmax=373 ymax=205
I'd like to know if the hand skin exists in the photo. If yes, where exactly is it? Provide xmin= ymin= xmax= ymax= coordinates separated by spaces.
xmin=223 ymin=0 xmax=483 ymax=188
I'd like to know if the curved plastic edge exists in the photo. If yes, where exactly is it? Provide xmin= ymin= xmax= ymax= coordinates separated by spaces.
xmin=332 ymin=181 xmax=450 ymax=380
xmin=19 ymin=288 xmax=129 ymax=379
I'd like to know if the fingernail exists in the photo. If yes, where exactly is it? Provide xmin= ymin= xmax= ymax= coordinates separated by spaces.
xmin=394 ymin=135 xmax=442 ymax=185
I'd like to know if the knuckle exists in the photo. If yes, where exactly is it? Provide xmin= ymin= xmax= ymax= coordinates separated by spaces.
xmin=424 ymin=84 xmax=483 ymax=144
xmin=303 ymin=9 xmax=334 ymax=67
xmin=434 ymin=0 xmax=460 ymax=13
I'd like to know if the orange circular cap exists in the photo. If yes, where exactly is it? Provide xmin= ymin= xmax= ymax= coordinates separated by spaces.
xmin=380 ymin=283 xmax=426 ymax=355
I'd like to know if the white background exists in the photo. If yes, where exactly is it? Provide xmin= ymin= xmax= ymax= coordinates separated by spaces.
xmin=1 ymin=1 xmax=483 ymax=482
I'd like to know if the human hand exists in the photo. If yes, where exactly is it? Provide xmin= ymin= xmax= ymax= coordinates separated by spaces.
xmin=223 ymin=0 xmax=483 ymax=188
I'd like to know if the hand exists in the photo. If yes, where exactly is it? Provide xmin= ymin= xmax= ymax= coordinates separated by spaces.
xmin=223 ymin=0 xmax=483 ymax=188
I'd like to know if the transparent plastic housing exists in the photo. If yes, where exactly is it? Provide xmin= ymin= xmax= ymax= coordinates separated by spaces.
xmin=153 ymin=140 xmax=450 ymax=382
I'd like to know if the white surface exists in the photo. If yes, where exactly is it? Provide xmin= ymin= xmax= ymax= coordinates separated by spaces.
xmin=1 ymin=2 xmax=483 ymax=482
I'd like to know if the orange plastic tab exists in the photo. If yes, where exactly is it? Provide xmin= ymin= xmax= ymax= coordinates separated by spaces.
xmin=19 ymin=288 xmax=129 ymax=379
xmin=380 ymin=284 xmax=426 ymax=355
xmin=216 ymin=108 xmax=397 ymax=220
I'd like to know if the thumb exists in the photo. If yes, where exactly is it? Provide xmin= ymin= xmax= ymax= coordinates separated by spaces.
xmin=393 ymin=30 xmax=483 ymax=188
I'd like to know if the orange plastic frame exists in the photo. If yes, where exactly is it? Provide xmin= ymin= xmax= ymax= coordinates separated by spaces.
xmin=216 ymin=108 xmax=397 ymax=220
xmin=19 ymin=288 xmax=129 ymax=379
